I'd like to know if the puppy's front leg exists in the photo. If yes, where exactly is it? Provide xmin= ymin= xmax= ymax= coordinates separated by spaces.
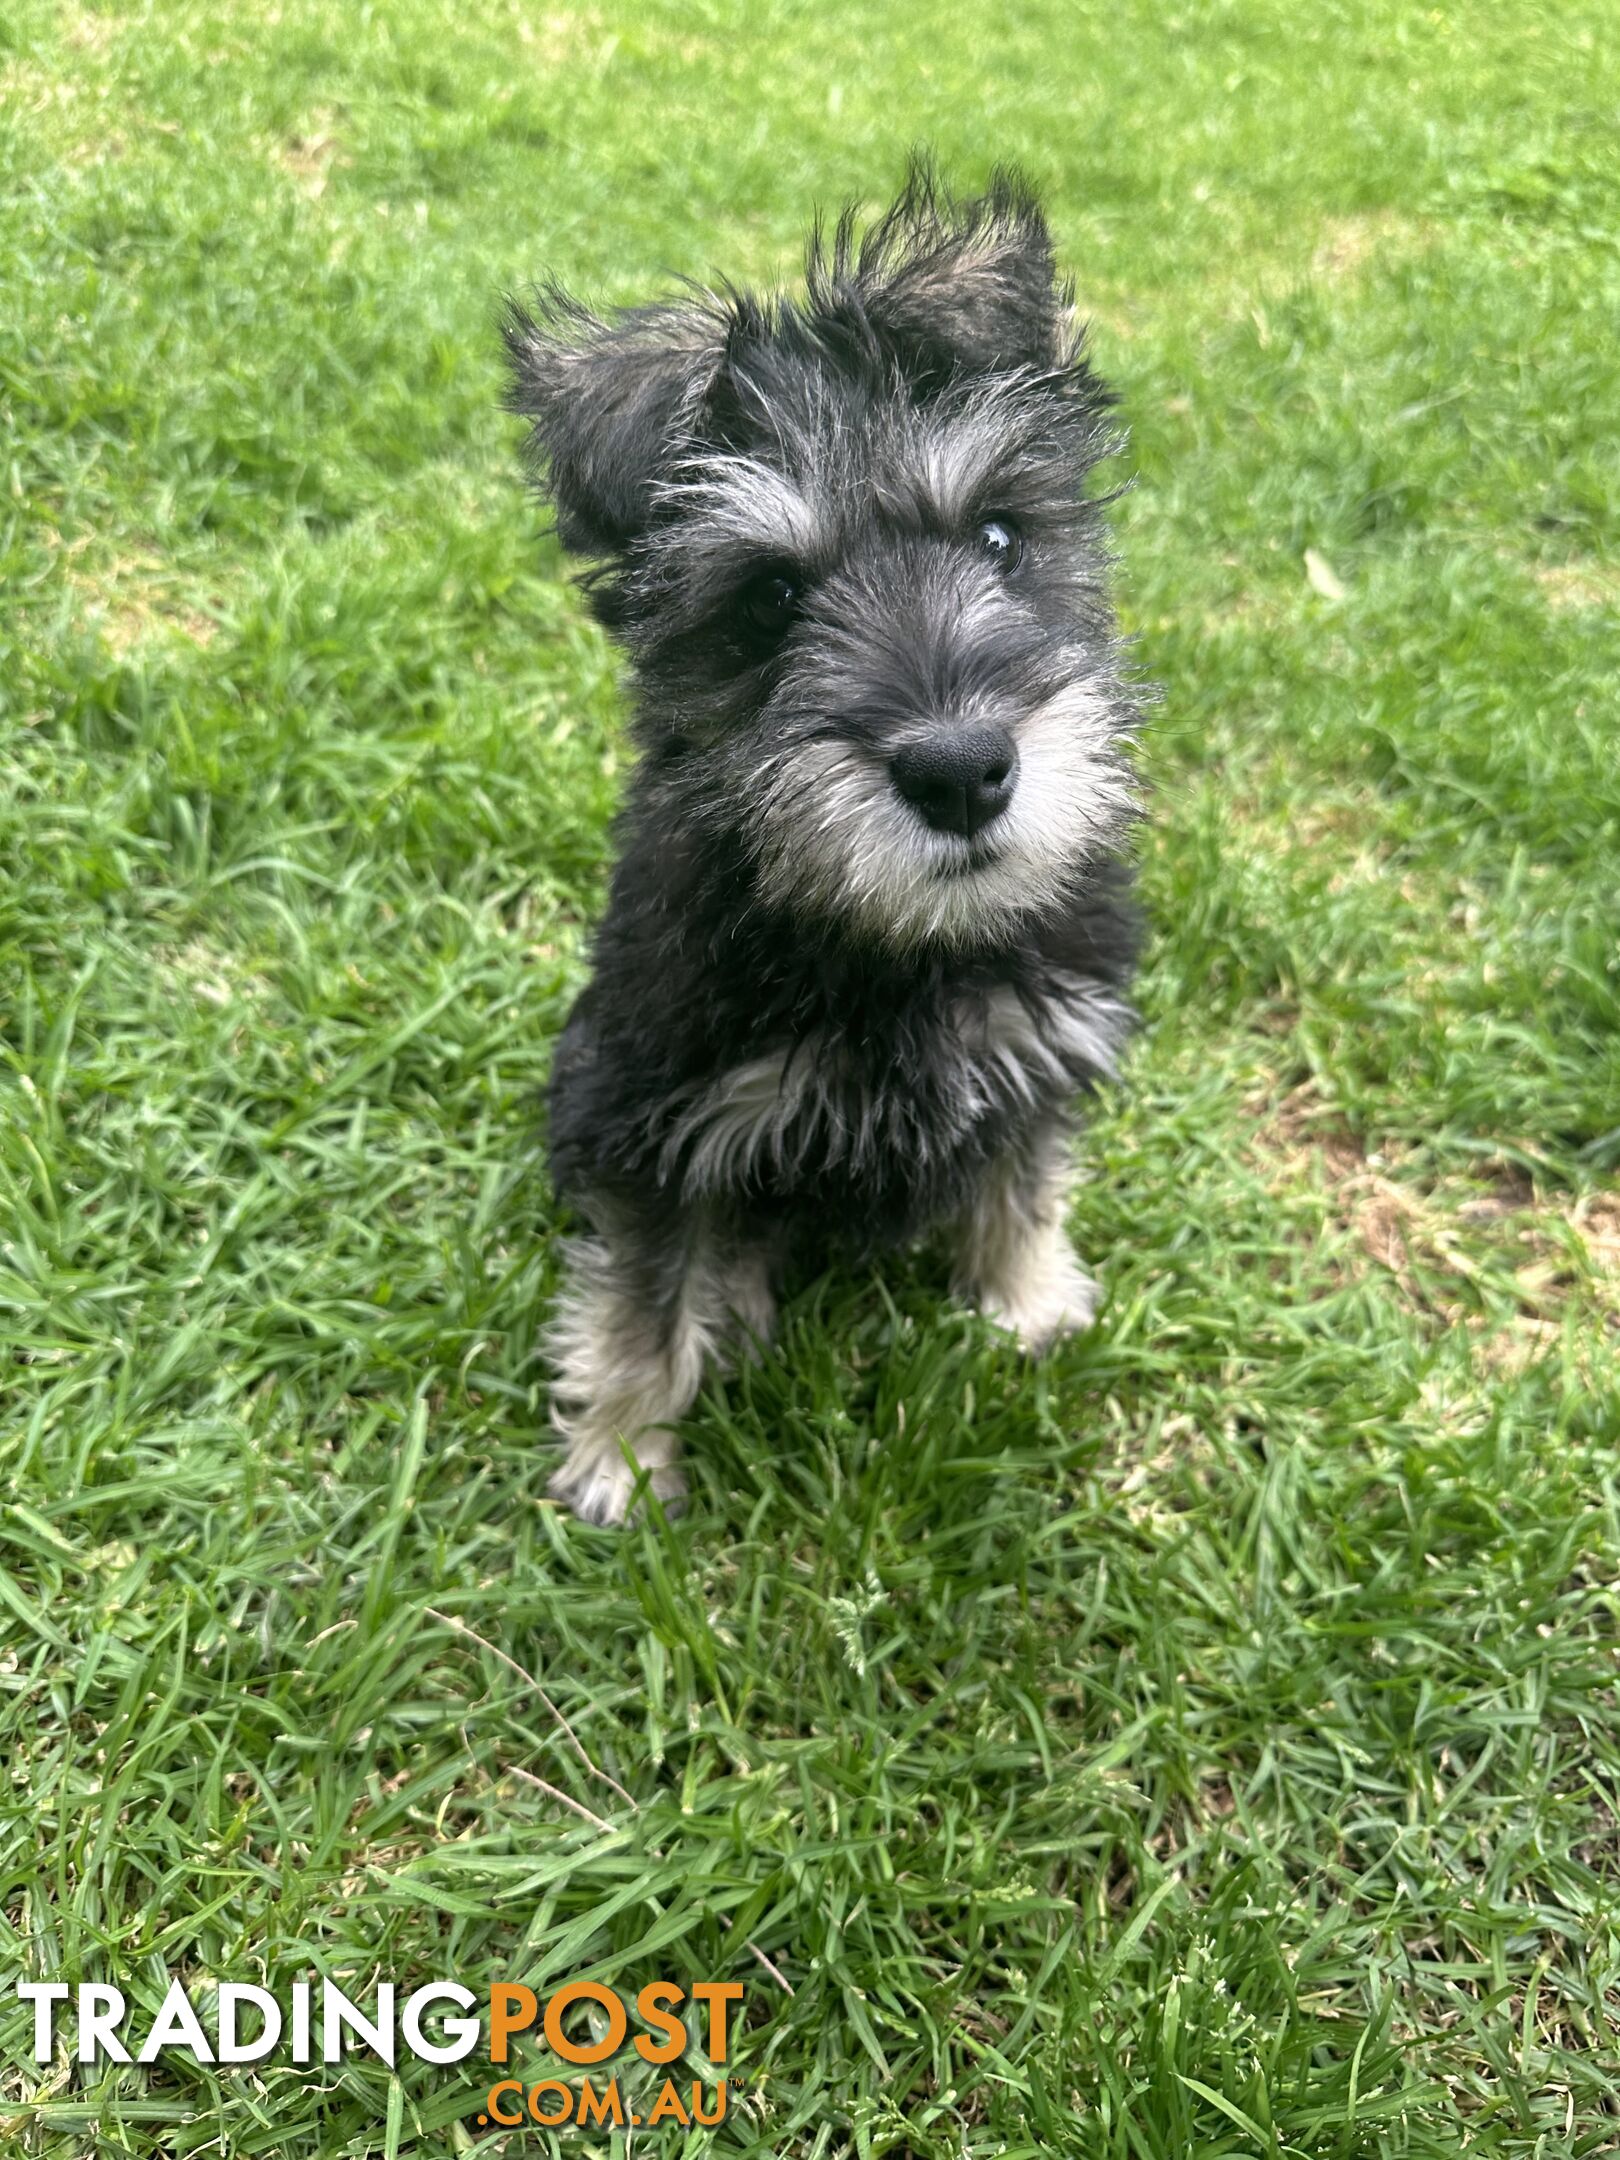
xmin=952 ymin=1119 xmax=1100 ymax=1354
xmin=545 ymin=1202 xmax=774 ymax=1526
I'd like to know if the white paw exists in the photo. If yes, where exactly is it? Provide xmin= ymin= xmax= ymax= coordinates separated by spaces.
xmin=548 ymin=1445 xmax=687 ymax=1527
xmin=977 ymin=1252 xmax=1100 ymax=1356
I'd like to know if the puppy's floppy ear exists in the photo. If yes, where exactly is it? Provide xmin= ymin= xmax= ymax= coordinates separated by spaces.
xmin=502 ymin=283 xmax=723 ymax=554
xmin=820 ymin=158 xmax=1104 ymax=402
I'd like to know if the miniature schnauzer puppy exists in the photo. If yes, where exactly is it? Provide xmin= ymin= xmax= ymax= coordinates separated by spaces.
xmin=503 ymin=162 xmax=1143 ymax=1524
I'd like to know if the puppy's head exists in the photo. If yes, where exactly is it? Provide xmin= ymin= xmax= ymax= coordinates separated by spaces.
xmin=505 ymin=161 xmax=1138 ymax=951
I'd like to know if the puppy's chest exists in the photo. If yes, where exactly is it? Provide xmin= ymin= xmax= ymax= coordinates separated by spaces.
xmin=658 ymin=973 xmax=1125 ymax=1213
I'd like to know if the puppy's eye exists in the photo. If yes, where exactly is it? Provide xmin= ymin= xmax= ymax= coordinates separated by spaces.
xmin=739 ymin=568 xmax=801 ymax=639
xmin=972 ymin=517 xmax=1024 ymax=573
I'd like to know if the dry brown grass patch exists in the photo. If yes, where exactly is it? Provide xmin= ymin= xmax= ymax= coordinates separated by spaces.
xmin=1250 ymin=1077 xmax=1618 ymax=1342
xmin=1311 ymin=210 xmax=1436 ymax=281
xmin=278 ymin=116 xmax=346 ymax=199
xmin=1535 ymin=562 xmax=1620 ymax=614
xmin=63 ymin=541 xmax=218 ymax=653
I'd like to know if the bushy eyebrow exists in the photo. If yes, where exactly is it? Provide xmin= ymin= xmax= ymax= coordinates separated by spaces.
xmin=879 ymin=384 xmax=1086 ymax=529
xmin=650 ymin=457 xmax=835 ymax=566
xmin=626 ymin=456 xmax=834 ymax=637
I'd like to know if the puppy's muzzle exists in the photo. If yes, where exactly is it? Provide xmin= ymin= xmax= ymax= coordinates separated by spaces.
xmin=890 ymin=724 xmax=1019 ymax=839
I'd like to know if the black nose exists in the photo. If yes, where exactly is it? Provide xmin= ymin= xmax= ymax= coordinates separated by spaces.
xmin=890 ymin=727 xmax=1019 ymax=838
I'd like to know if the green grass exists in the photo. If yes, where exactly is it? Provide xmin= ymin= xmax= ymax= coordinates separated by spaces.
xmin=3 ymin=0 xmax=1619 ymax=2151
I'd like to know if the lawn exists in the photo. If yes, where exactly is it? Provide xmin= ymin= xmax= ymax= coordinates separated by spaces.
xmin=2 ymin=0 xmax=1619 ymax=2152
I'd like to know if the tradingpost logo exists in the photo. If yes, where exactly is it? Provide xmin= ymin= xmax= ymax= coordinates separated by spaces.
xmin=17 ymin=1976 xmax=743 ymax=2131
